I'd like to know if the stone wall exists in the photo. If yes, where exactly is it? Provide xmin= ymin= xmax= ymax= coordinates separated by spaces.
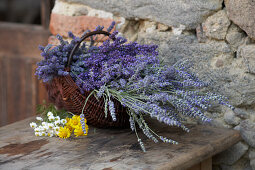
xmin=49 ymin=0 xmax=255 ymax=169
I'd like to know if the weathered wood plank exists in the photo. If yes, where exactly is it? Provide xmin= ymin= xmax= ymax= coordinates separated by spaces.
xmin=6 ymin=57 xmax=27 ymax=123
xmin=6 ymin=57 xmax=18 ymax=124
xmin=0 ymin=22 xmax=50 ymax=58
xmin=0 ymin=57 xmax=7 ymax=126
xmin=201 ymin=158 xmax=212 ymax=170
xmin=188 ymin=157 xmax=212 ymax=170
xmin=30 ymin=63 xmax=38 ymax=118
xmin=188 ymin=163 xmax=200 ymax=170
xmin=1 ymin=56 xmax=48 ymax=127
xmin=0 ymin=117 xmax=241 ymax=170
xmin=18 ymin=58 xmax=26 ymax=121
xmin=0 ymin=23 xmax=50 ymax=126
xmin=25 ymin=59 xmax=33 ymax=118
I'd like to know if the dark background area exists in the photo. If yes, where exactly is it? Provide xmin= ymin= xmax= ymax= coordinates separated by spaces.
xmin=0 ymin=0 xmax=41 ymax=24
xmin=0 ymin=0 xmax=54 ymax=127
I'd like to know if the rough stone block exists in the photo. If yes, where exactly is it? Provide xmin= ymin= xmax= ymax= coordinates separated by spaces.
xmin=250 ymin=159 xmax=255 ymax=170
xmin=240 ymin=120 xmax=255 ymax=148
xmin=224 ymin=109 xmax=241 ymax=126
xmin=249 ymin=149 xmax=255 ymax=170
xmin=226 ymin=23 xmax=246 ymax=52
xmin=138 ymin=29 xmax=255 ymax=109
xmin=196 ymin=24 xmax=207 ymax=43
xmin=118 ymin=20 xmax=140 ymax=42
xmin=137 ymin=31 xmax=231 ymax=65
xmin=219 ymin=157 xmax=252 ymax=170
xmin=213 ymin=142 xmax=249 ymax=165
xmin=210 ymin=54 xmax=233 ymax=69
xmin=225 ymin=0 xmax=255 ymax=40
xmin=249 ymin=149 xmax=255 ymax=160
xmin=157 ymin=23 xmax=169 ymax=32
xmin=234 ymin=108 xmax=250 ymax=119
xmin=224 ymin=81 xmax=255 ymax=107
xmin=237 ymin=44 xmax=255 ymax=74
xmin=202 ymin=10 xmax=231 ymax=40
xmin=61 ymin=0 xmax=223 ymax=29
xmin=52 ymin=0 xmax=89 ymax=16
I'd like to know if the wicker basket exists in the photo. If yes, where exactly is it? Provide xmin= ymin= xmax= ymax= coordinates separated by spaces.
xmin=44 ymin=30 xmax=129 ymax=128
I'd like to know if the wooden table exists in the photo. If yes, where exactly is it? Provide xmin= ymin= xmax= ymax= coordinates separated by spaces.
xmin=0 ymin=117 xmax=241 ymax=170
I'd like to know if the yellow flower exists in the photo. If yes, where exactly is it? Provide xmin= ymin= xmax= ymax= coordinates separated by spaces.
xmin=74 ymin=126 xmax=87 ymax=137
xmin=70 ymin=115 xmax=81 ymax=129
xmin=72 ymin=115 xmax=80 ymax=120
xmin=65 ymin=124 xmax=73 ymax=132
xmin=58 ymin=127 xmax=71 ymax=139
xmin=65 ymin=117 xmax=74 ymax=132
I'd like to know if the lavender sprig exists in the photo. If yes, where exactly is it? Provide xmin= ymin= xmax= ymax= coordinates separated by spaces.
xmin=108 ymin=100 xmax=116 ymax=121
xmin=80 ymin=114 xmax=87 ymax=134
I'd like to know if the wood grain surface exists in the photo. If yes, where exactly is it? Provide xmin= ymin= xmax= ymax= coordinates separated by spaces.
xmin=0 ymin=22 xmax=50 ymax=126
xmin=0 ymin=117 xmax=241 ymax=170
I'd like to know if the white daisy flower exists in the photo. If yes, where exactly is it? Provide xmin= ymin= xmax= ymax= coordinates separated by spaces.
xmin=47 ymin=130 xmax=54 ymax=137
xmin=54 ymin=120 xmax=61 ymax=126
xmin=60 ymin=119 xmax=67 ymax=125
xmin=48 ymin=115 xmax=55 ymax=122
xmin=47 ymin=111 xmax=53 ymax=117
xmin=36 ymin=117 xmax=43 ymax=121
xmin=54 ymin=126 xmax=60 ymax=132
xmin=41 ymin=132 xmax=46 ymax=136
xmin=30 ymin=122 xmax=37 ymax=128
xmin=48 ymin=133 xmax=54 ymax=137
xmin=55 ymin=116 xmax=60 ymax=121
xmin=38 ymin=132 xmax=43 ymax=136
xmin=34 ymin=127 xmax=40 ymax=132
xmin=42 ymin=121 xmax=47 ymax=126
xmin=48 ymin=123 xmax=54 ymax=129
xmin=35 ymin=132 xmax=40 ymax=136
xmin=43 ymin=125 xmax=49 ymax=131
xmin=38 ymin=125 xmax=46 ymax=132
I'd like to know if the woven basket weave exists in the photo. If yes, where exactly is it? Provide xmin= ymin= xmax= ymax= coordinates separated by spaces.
xmin=44 ymin=30 xmax=129 ymax=128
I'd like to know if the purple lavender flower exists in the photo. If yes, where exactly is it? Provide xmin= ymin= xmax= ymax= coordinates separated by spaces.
xmin=107 ymin=21 xmax=115 ymax=32
xmin=138 ymin=139 xmax=146 ymax=152
xmin=108 ymin=100 xmax=116 ymax=121
xmin=97 ymin=85 xmax=106 ymax=98
xmin=159 ymin=136 xmax=178 ymax=144
xmin=129 ymin=117 xmax=135 ymax=131
xmin=80 ymin=114 xmax=87 ymax=134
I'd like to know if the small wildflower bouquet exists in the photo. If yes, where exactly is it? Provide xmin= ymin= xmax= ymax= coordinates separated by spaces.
xmin=30 ymin=103 xmax=88 ymax=138
xmin=34 ymin=22 xmax=233 ymax=151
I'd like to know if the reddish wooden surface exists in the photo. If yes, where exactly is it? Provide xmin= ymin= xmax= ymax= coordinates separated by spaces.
xmin=188 ymin=158 xmax=212 ymax=170
xmin=0 ymin=22 xmax=50 ymax=58
xmin=0 ymin=22 xmax=50 ymax=126
xmin=0 ymin=117 xmax=241 ymax=170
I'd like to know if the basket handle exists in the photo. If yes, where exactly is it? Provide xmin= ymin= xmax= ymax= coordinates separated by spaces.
xmin=66 ymin=30 xmax=115 ymax=71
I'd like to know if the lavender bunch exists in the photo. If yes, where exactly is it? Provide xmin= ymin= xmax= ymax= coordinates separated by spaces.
xmin=74 ymin=35 xmax=158 ymax=91
xmin=36 ymin=22 xmax=234 ymax=152
xmin=95 ymin=57 xmax=233 ymax=151
xmin=35 ymin=32 xmax=90 ymax=82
